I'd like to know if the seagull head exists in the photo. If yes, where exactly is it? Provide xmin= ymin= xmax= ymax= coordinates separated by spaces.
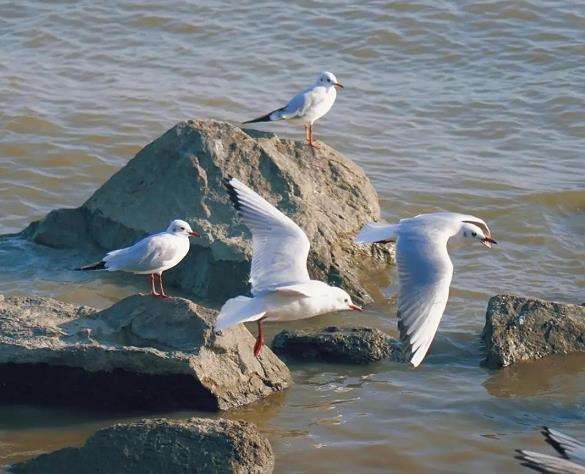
xmin=328 ymin=286 xmax=363 ymax=312
xmin=167 ymin=219 xmax=199 ymax=238
xmin=459 ymin=219 xmax=497 ymax=248
xmin=317 ymin=71 xmax=344 ymax=91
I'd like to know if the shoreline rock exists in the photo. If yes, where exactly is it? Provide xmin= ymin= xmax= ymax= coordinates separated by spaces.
xmin=17 ymin=119 xmax=392 ymax=304
xmin=482 ymin=294 xmax=585 ymax=367
xmin=272 ymin=326 xmax=403 ymax=364
xmin=0 ymin=294 xmax=290 ymax=410
xmin=8 ymin=417 xmax=274 ymax=474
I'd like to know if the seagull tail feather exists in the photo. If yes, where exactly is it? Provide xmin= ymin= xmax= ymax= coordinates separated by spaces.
xmin=354 ymin=222 xmax=397 ymax=245
xmin=242 ymin=107 xmax=285 ymax=124
xmin=75 ymin=261 xmax=106 ymax=271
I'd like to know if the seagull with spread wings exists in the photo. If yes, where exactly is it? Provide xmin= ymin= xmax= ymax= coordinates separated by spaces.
xmin=243 ymin=71 xmax=343 ymax=149
xmin=215 ymin=177 xmax=362 ymax=357
xmin=355 ymin=212 xmax=497 ymax=367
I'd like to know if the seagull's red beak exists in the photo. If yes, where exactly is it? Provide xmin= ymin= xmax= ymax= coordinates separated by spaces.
xmin=349 ymin=303 xmax=363 ymax=311
xmin=334 ymin=82 xmax=344 ymax=90
xmin=189 ymin=231 xmax=199 ymax=237
xmin=481 ymin=236 xmax=497 ymax=248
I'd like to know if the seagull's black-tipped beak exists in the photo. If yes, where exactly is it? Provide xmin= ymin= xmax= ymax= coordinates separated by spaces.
xmin=349 ymin=303 xmax=363 ymax=311
xmin=334 ymin=82 xmax=344 ymax=90
xmin=189 ymin=231 xmax=199 ymax=237
xmin=482 ymin=237 xmax=497 ymax=248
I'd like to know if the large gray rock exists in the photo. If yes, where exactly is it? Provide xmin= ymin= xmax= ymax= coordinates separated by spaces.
xmin=0 ymin=294 xmax=290 ymax=410
xmin=8 ymin=417 xmax=274 ymax=474
xmin=482 ymin=294 xmax=585 ymax=367
xmin=19 ymin=119 xmax=390 ymax=304
xmin=272 ymin=326 xmax=403 ymax=364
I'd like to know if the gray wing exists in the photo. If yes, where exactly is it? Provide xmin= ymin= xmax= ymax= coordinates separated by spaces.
xmin=103 ymin=233 xmax=179 ymax=272
xmin=516 ymin=450 xmax=585 ymax=474
xmin=280 ymin=87 xmax=324 ymax=119
xmin=225 ymin=177 xmax=311 ymax=295
xmin=395 ymin=228 xmax=453 ymax=367
xmin=544 ymin=428 xmax=585 ymax=464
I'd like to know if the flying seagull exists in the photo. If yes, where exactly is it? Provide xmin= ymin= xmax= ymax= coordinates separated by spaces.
xmin=516 ymin=426 xmax=585 ymax=473
xmin=76 ymin=219 xmax=198 ymax=298
xmin=215 ymin=177 xmax=362 ymax=357
xmin=355 ymin=212 xmax=497 ymax=367
xmin=243 ymin=71 xmax=343 ymax=149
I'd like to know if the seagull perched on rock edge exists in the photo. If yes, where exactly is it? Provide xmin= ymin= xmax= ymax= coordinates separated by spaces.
xmin=516 ymin=426 xmax=585 ymax=473
xmin=243 ymin=71 xmax=343 ymax=149
xmin=355 ymin=212 xmax=497 ymax=367
xmin=214 ymin=176 xmax=362 ymax=357
xmin=76 ymin=219 xmax=198 ymax=298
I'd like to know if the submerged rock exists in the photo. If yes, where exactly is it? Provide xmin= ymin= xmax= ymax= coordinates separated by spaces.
xmin=19 ymin=119 xmax=390 ymax=304
xmin=272 ymin=326 xmax=403 ymax=364
xmin=0 ymin=294 xmax=290 ymax=410
xmin=482 ymin=294 xmax=585 ymax=367
xmin=8 ymin=417 xmax=274 ymax=474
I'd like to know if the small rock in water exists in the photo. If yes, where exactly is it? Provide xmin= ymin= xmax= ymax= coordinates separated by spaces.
xmin=272 ymin=326 xmax=403 ymax=364
xmin=0 ymin=294 xmax=290 ymax=410
xmin=7 ymin=417 xmax=274 ymax=474
xmin=482 ymin=294 xmax=585 ymax=367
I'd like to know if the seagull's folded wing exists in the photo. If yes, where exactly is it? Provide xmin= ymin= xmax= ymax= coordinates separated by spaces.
xmin=103 ymin=233 xmax=179 ymax=272
xmin=543 ymin=427 xmax=585 ymax=463
xmin=226 ymin=177 xmax=311 ymax=295
xmin=515 ymin=450 xmax=585 ymax=474
xmin=281 ymin=87 xmax=323 ymax=119
xmin=396 ymin=230 xmax=453 ymax=367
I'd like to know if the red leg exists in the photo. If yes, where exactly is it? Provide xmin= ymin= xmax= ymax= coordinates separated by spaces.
xmin=304 ymin=124 xmax=309 ymax=144
xmin=148 ymin=274 xmax=160 ymax=297
xmin=308 ymin=124 xmax=319 ymax=149
xmin=156 ymin=273 xmax=170 ymax=299
xmin=253 ymin=320 xmax=264 ymax=358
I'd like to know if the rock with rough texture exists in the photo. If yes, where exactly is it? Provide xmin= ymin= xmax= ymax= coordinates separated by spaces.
xmin=0 ymin=294 xmax=290 ymax=410
xmin=272 ymin=326 xmax=403 ymax=364
xmin=8 ymin=417 xmax=274 ymax=474
xmin=19 ymin=119 xmax=391 ymax=304
xmin=482 ymin=294 xmax=585 ymax=367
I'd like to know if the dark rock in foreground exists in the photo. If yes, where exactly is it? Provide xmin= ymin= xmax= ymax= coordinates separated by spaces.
xmin=8 ymin=417 xmax=274 ymax=474
xmin=272 ymin=326 xmax=403 ymax=364
xmin=482 ymin=294 xmax=585 ymax=367
xmin=18 ymin=119 xmax=391 ymax=304
xmin=0 ymin=294 xmax=290 ymax=410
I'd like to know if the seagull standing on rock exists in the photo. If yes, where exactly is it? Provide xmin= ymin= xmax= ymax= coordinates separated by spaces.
xmin=76 ymin=219 xmax=199 ymax=298
xmin=355 ymin=212 xmax=497 ymax=367
xmin=243 ymin=71 xmax=343 ymax=149
xmin=214 ymin=177 xmax=362 ymax=357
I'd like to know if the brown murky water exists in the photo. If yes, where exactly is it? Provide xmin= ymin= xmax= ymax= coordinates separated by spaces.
xmin=0 ymin=1 xmax=584 ymax=472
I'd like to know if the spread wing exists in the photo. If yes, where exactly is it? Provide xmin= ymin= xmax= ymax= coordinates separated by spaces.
xmin=515 ymin=450 xmax=585 ymax=474
xmin=543 ymin=427 xmax=585 ymax=464
xmin=103 ymin=233 xmax=180 ymax=273
xmin=225 ymin=177 xmax=311 ymax=295
xmin=396 ymin=229 xmax=453 ymax=367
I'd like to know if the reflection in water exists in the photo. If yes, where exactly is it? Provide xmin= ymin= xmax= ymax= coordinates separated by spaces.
xmin=483 ymin=354 xmax=585 ymax=399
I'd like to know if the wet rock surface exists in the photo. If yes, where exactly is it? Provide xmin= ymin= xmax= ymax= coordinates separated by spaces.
xmin=482 ymin=294 xmax=585 ymax=367
xmin=8 ymin=417 xmax=274 ymax=474
xmin=272 ymin=326 xmax=403 ymax=364
xmin=0 ymin=294 xmax=290 ymax=410
xmin=18 ymin=119 xmax=390 ymax=304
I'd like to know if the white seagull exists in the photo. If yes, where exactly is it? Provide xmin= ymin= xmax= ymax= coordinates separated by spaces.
xmin=516 ymin=426 xmax=585 ymax=473
xmin=243 ymin=71 xmax=343 ymax=149
xmin=355 ymin=212 xmax=497 ymax=367
xmin=215 ymin=177 xmax=362 ymax=357
xmin=77 ymin=219 xmax=199 ymax=298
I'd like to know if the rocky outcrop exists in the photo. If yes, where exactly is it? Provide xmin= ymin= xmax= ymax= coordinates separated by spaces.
xmin=482 ymin=294 xmax=585 ymax=367
xmin=0 ymin=294 xmax=290 ymax=410
xmin=272 ymin=326 xmax=403 ymax=364
xmin=19 ymin=119 xmax=391 ymax=304
xmin=8 ymin=417 xmax=274 ymax=474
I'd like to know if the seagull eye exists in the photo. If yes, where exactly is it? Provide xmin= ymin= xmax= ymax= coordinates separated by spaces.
xmin=472 ymin=232 xmax=477 ymax=237
xmin=344 ymin=298 xmax=348 ymax=303
xmin=180 ymin=227 xmax=185 ymax=231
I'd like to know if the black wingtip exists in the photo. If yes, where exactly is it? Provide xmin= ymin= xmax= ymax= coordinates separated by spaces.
xmin=75 ymin=261 xmax=106 ymax=271
xmin=541 ymin=426 xmax=570 ymax=459
xmin=242 ymin=113 xmax=272 ymax=124
xmin=222 ymin=176 xmax=241 ymax=211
